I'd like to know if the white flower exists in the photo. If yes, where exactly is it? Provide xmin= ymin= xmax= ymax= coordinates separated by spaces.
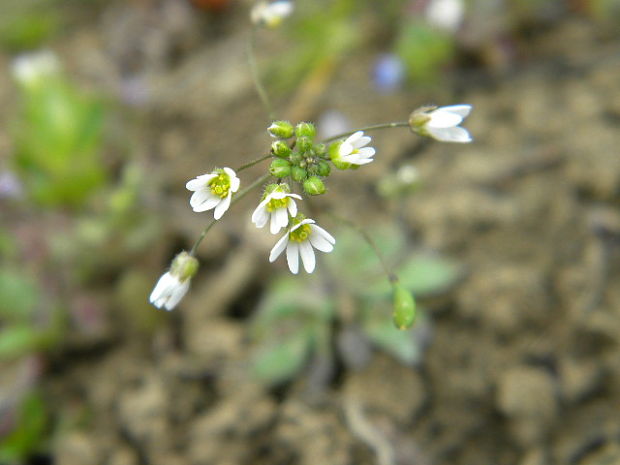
xmin=186 ymin=167 xmax=240 ymax=220
xmin=149 ymin=272 xmax=190 ymax=311
xmin=149 ymin=251 xmax=198 ymax=311
xmin=251 ymin=1 xmax=294 ymax=28
xmin=426 ymin=0 xmax=465 ymax=33
xmin=410 ymin=104 xmax=473 ymax=143
xmin=252 ymin=185 xmax=302 ymax=234
xmin=11 ymin=50 xmax=60 ymax=88
xmin=337 ymin=131 xmax=376 ymax=165
xmin=269 ymin=219 xmax=335 ymax=274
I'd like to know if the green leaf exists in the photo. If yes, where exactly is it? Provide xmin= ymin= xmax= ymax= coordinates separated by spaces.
xmin=252 ymin=332 xmax=312 ymax=385
xmin=0 ymin=270 xmax=40 ymax=321
xmin=0 ymin=392 xmax=47 ymax=463
xmin=0 ymin=326 xmax=46 ymax=360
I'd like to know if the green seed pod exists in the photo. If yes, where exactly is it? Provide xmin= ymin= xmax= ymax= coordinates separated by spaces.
xmin=291 ymin=166 xmax=307 ymax=182
xmin=317 ymin=161 xmax=331 ymax=177
xmin=303 ymin=176 xmax=326 ymax=196
xmin=269 ymin=159 xmax=291 ymax=178
xmin=296 ymin=136 xmax=313 ymax=153
xmin=271 ymin=140 xmax=291 ymax=158
xmin=268 ymin=120 xmax=294 ymax=139
xmin=392 ymin=284 xmax=416 ymax=330
xmin=295 ymin=122 xmax=316 ymax=139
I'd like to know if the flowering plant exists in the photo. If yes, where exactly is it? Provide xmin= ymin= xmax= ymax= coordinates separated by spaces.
xmin=149 ymin=1 xmax=473 ymax=332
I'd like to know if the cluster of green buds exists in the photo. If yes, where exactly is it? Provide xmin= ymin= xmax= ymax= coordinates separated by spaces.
xmin=268 ymin=121 xmax=331 ymax=196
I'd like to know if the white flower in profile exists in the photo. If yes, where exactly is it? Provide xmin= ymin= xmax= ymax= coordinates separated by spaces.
xmin=409 ymin=104 xmax=473 ymax=143
xmin=186 ymin=167 xmax=240 ymax=220
xmin=149 ymin=252 xmax=198 ymax=311
xmin=329 ymin=131 xmax=375 ymax=169
xmin=252 ymin=183 xmax=302 ymax=234
xmin=251 ymin=1 xmax=294 ymax=28
xmin=269 ymin=218 xmax=335 ymax=274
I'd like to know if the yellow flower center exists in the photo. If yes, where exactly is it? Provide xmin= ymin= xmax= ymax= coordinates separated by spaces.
xmin=289 ymin=224 xmax=311 ymax=243
xmin=209 ymin=173 xmax=230 ymax=199
xmin=266 ymin=196 xmax=289 ymax=212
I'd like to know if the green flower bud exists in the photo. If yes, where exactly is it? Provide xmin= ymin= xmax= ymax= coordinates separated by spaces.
xmin=392 ymin=284 xmax=416 ymax=330
xmin=170 ymin=251 xmax=199 ymax=282
xmin=291 ymin=166 xmax=307 ymax=182
xmin=295 ymin=122 xmax=316 ymax=139
xmin=408 ymin=106 xmax=434 ymax=133
xmin=268 ymin=120 xmax=294 ymax=139
xmin=270 ymin=159 xmax=291 ymax=178
xmin=328 ymin=141 xmax=351 ymax=170
xmin=289 ymin=151 xmax=302 ymax=164
xmin=271 ymin=140 xmax=292 ymax=158
xmin=314 ymin=143 xmax=327 ymax=156
xmin=296 ymin=136 xmax=313 ymax=153
xmin=303 ymin=176 xmax=326 ymax=196
xmin=317 ymin=161 xmax=331 ymax=177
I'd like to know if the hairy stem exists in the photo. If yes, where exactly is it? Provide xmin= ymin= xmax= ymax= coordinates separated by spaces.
xmin=236 ymin=153 xmax=272 ymax=172
xmin=321 ymin=121 xmax=410 ymax=144
xmin=247 ymin=28 xmax=275 ymax=121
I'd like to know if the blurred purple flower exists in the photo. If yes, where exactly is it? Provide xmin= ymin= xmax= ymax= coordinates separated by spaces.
xmin=0 ymin=171 xmax=23 ymax=199
xmin=373 ymin=53 xmax=405 ymax=94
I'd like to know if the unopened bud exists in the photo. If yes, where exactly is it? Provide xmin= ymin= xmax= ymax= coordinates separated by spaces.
xmin=317 ymin=161 xmax=331 ymax=177
xmin=170 ymin=251 xmax=199 ymax=282
xmin=291 ymin=166 xmax=307 ymax=182
xmin=295 ymin=122 xmax=316 ymax=139
xmin=296 ymin=136 xmax=313 ymax=153
xmin=303 ymin=176 xmax=326 ymax=196
xmin=271 ymin=140 xmax=291 ymax=158
xmin=270 ymin=159 xmax=291 ymax=178
xmin=392 ymin=283 xmax=416 ymax=330
xmin=268 ymin=120 xmax=294 ymax=139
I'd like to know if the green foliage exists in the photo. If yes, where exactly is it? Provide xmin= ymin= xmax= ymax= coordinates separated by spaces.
xmin=12 ymin=65 xmax=107 ymax=209
xmin=0 ymin=270 xmax=39 ymax=322
xmin=251 ymin=225 xmax=460 ymax=384
xmin=394 ymin=20 xmax=454 ymax=83
xmin=0 ymin=0 xmax=59 ymax=51
xmin=0 ymin=392 xmax=48 ymax=463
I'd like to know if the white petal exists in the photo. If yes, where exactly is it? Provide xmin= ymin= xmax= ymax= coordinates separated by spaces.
xmin=251 ymin=199 xmax=270 ymax=225
xmin=287 ymin=198 xmax=298 ymax=218
xmin=309 ymin=230 xmax=334 ymax=252
xmin=275 ymin=207 xmax=288 ymax=231
xmin=299 ymin=241 xmax=316 ymax=273
xmin=344 ymin=131 xmax=364 ymax=146
xmin=427 ymin=125 xmax=472 ymax=143
xmin=186 ymin=174 xmax=215 ymax=191
xmin=289 ymin=218 xmax=315 ymax=234
xmin=190 ymin=190 xmax=209 ymax=208
xmin=270 ymin=191 xmax=287 ymax=200
xmin=352 ymin=135 xmax=371 ymax=149
xmin=213 ymin=193 xmax=232 ymax=219
xmin=269 ymin=234 xmax=289 ymax=262
xmin=270 ymin=209 xmax=281 ymax=234
xmin=428 ymin=110 xmax=463 ymax=128
xmin=149 ymin=272 xmax=173 ymax=305
xmin=164 ymin=280 xmax=190 ymax=311
xmin=356 ymin=147 xmax=375 ymax=158
xmin=344 ymin=155 xmax=374 ymax=166
xmin=286 ymin=242 xmax=299 ymax=274
xmin=192 ymin=194 xmax=220 ymax=212
xmin=288 ymin=193 xmax=302 ymax=200
xmin=440 ymin=104 xmax=471 ymax=118
xmin=339 ymin=141 xmax=354 ymax=157
xmin=310 ymin=224 xmax=335 ymax=244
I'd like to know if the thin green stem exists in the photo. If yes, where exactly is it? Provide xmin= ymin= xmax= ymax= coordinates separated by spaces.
xmin=189 ymin=173 xmax=271 ymax=256
xmin=247 ymin=29 xmax=275 ymax=121
xmin=328 ymin=213 xmax=398 ymax=284
xmin=321 ymin=121 xmax=410 ymax=144
xmin=236 ymin=153 xmax=272 ymax=172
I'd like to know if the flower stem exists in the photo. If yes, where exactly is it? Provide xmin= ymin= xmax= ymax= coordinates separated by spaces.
xmin=189 ymin=173 xmax=271 ymax=256
xmin=236 ymin=153 xmax=272 ymax=172
xmin=247 ymin=28 xmax=275 ymax=121
xmin=329 ymin=213 xmax=398 ymax=284
xmin=321 ymin=121 xmax=410 ymax=144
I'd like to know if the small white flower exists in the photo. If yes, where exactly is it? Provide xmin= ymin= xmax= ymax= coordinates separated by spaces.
xmin=252 ymin=185 xmax=302 ymax=234
xmin=11 ymin=50 xmax=60 ymax=88
xmin=149 ymin=251 xmax=198 ymax=311
xmin=426 ymin=0 xmax=465 ymax=33
xmin=410 ymin=104 xmax=473 ymax=143
xmin=337 ymin=131 xmax=376 ymax=166
xmin=149 ymin=272 xmax=190 ymax=311
xmin=186 ymin=167 xmax=240 ymax=220
xmin=251 ymin=1 xmax=294 ymax=28
xmin=269 ymin=219 xmax=335 ymax=274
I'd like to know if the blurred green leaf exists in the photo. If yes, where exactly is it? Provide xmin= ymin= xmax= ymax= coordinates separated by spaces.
xmin=395 ymin=20 xmax=454 ymax=83
xmin=364 ymin=316 xmax=421 ymax=365
xmin=0 ymin=1 xmax=59 ymax=51
xmin=252 ymin=331 xmax=311 ymax=385
xmin=0 ymin=392 xmax=47 ymax=463
xmin=0 ymin=326 xmax=49 ymax=360
xmin=0 ymin=270 xmax=40 ymax=321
